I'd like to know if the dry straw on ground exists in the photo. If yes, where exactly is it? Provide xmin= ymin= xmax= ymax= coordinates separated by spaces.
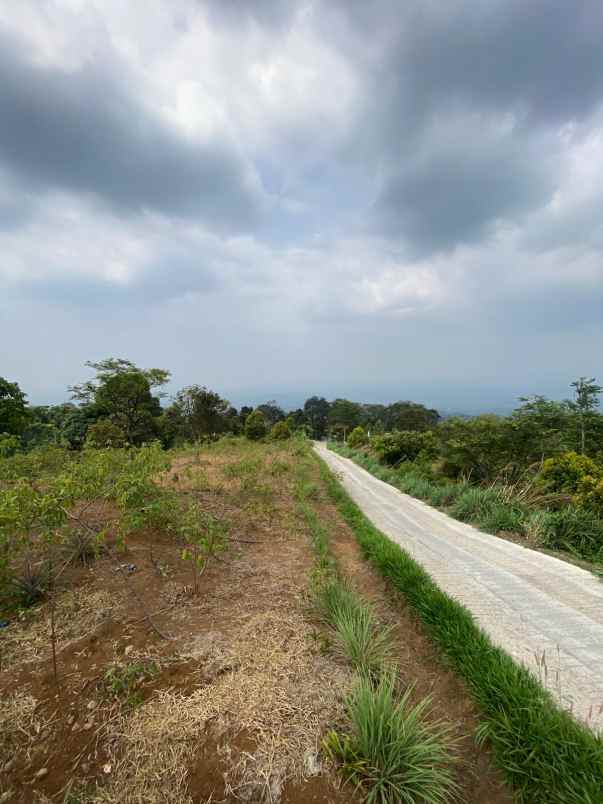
xmin=92 ymin=609 xmax=352 ymax=803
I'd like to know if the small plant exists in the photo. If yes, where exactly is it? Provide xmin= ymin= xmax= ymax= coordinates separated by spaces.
xmin=324 ymin=673 xmax=458 ymax=804
xmin=313 ymin=578 xmax=393 ymax=676
xmin=179 ymin=503 xmax=229 ymax=594
xmin=9 ymin=557 xmax=51 ymax=606
xmin=103 ymin=660 xmax=158 ymax=707
xmin=62 ymin=527 xmax=101 ymax=565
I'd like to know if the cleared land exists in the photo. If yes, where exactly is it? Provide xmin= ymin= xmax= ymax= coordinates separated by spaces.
xmin=0 ymin=439 xmax=513 ymax=803
xmin=316 ymin=442 xmax=603 ymax=733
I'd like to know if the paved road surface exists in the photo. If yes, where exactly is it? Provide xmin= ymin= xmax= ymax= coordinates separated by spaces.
xmin=315 ymin=443 xmax=603 ymax=732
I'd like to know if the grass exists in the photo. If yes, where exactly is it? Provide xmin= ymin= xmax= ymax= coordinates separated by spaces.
xmin=317 ymin=453 xmax=603 ymax=803
xmin=312 ymin=577 xmax=394 ymax=677
xmin=296 ymin=459 xmax=459 ymax=803
xmin=324 ymin=673 xmax=459 ymax=804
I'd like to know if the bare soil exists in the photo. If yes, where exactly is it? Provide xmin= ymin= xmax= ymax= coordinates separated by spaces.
xmin=0 ymin=441 xmax=514 ymax=803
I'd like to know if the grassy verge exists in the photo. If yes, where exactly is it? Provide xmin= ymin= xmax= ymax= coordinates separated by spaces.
xmin=316 ymin=453 xmax=603 ymax=804
xmin=294 ymin=463 xmax=459 ymax=803
xmin=331 ymin=444 xmax=603 ymax=565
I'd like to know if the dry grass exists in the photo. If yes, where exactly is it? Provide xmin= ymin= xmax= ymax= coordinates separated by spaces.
xmin=1 ymin=587 xmax=121 ymax=670
xmin=92 ymin=609 xmax=353 ymax=803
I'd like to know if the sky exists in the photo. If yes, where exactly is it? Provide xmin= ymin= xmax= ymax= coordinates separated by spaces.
xmin=1 ymin=0 xmax=602 ymax=413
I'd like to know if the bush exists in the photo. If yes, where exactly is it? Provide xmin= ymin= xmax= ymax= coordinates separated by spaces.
xmin=539 ymin=506 xmax=603 ymax=560
xmin=270 ymin=420 xmax=291 ymax=440
xmin=575 ymin=475 xmax=603 ymax=514
xmin=324 ymin=673 xmax=458 ymax=804
xmin=372 ymin=431 xmax=437 ymax=465
xmin=347 ymin=426 xmax=368 ymax=449
xmin=539 ymin=451 xmax=601 ymax=494
xmin=244 ymin=410 xmax=267 ymax=441
xmin=0 ymin=433 xmax=20 ymax=458
xmin=86 ymin=419 xmax=127 ymax=448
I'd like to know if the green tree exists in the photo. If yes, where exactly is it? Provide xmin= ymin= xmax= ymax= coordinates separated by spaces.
xmin=329 ymin=399 xmax=362 ymax=440
xmin=257 ymin=400 xmax=286 ymax=426
xmin=383 ymin=401 xmax=440 ymax=432
xmin=569 ymin=377 xmax=602 ymax=455
xmin=347 ymin=426 xmax=368 ymax=448
xmin=69 ymin=359 xmax=169 ymax=446
xmin=303 ymin=396 xmax=330 ymax=439
xmin=86 ymin=419 xmax=127 ymax=448
xmin=173 ymin=386 xmax=231 ymax=441
xmin=0 ymin=377 xmax=30 ymax=436
xmin=245 ymin=409 xmax=267 ymax=440
xmin=271 ymin=420 xmax=291 ymax=440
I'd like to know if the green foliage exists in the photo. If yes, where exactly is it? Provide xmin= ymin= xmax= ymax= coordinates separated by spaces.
xmin=372 ymin=431 xmax=437 ymax=465
xmin=244 ymin=409 xmax=267 ymax=441
xmin=540 ymin=452 xmax=602 ymax=494
xmin=69 ymin=358 xmax=168 ymax=446
xmin=103 ymin=660 xmax=158 ymax=707
xmin=179 ymin=503 xmax=229 ymax=594
xmin=347 ymin=426 xmax=368 ymax=449
xmin=0 ymin=376 xmax=31 ymax=436
xmin=171 ymin=385 xmax=234 ymax=441
xmin=0 ymin=433 xmax=20 ymax=458
xmin=85 ymin=419 xmax=127 ymax=449
xmin=538 ymin=507 xmax=603 ymax=560
xmin=319 ymin=457 xmax=603 ymax=804
xmin=324 ymin=673 xmax=458 ymax=804
xmin=270 ymin=419 xmax=291 ymax=440
xmin=575 ymin=475 xmax=603 ymax=515
xmin=313 ymin=578 xmax=393 ymax=676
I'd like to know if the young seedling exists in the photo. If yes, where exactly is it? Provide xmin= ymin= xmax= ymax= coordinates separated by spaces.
xmin=178 ymin=503 xmax=228 ymax=595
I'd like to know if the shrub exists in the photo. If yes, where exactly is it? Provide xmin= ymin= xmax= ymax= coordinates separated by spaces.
xmin=575 ymin=475 xmax=603 ymax=515
xmin=372 ymin=431 xmax=437 ymax=465
xmin=539 ymin=506 xmax=603 ymax=560
xmin=0 ymin=433 xmax=20 ymax=458
xmin=244 ymin=410 xmax=267 ymax=441
xmin=324 ymin=673 xmax=458 ymax=804
xmin=347 ymin=426 xmax=368 ymax=449
xmin=270 ymin=420 xmax=291 ymax=440
xmin=86 ymin=419 xmax=127 ymax=449
xmin=539 ymin=451 xmax=601 ymax=494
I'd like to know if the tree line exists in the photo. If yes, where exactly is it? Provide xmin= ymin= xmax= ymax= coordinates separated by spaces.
xmin=0 ymin=360 xmax=601 ymax=474
xmin=0 ymin=357 xmax=440 ymax=453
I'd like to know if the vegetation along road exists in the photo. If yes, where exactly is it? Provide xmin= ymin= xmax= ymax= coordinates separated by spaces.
xmin=315 ymin=442 xmax=603 ymax=733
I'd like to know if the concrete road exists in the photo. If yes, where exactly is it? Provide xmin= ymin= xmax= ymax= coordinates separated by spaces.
xmin=315 ymin=443 xmax=603 ymax=732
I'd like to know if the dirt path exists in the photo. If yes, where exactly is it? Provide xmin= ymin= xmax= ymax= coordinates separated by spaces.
xmin=315 ymin=443 xmax=603 ymax=733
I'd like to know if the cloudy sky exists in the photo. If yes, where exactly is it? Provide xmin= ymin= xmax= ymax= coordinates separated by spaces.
xmin=1 ymin=0 xmax=602 ymax=411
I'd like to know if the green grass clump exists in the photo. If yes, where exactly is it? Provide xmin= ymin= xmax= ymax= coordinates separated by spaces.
xmin=540 ymin=506 xmax=603 ymax=560
xmin=318 ymin=455 xmax=603 ymax=804
xmin=324 ymin=673 xmax=458 ymax=804
xmin=313 ymin=578 xmax=393 ymax=676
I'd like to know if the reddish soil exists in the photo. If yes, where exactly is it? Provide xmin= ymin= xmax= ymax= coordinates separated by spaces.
xmin=0 ymin=443 xmax=515 ymax=803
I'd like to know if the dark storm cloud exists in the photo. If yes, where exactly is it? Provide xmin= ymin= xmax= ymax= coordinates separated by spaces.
xmin=373 ymin=132 xmax=556 ymax=253
xmin=0 ymin=33 xmax=264 ymax=230
xmin=324 ymin=0 xmax=603 ymax=252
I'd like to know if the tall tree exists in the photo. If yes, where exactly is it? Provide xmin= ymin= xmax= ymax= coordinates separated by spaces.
xmin=0 ymin=377 xmax=30 ymax=436
xmin=569 ymin=377 xmax=602 ymax=455
xmin=69 ymin=358 xmax=169 ymax=445
xmin=256 ymin=400 xmax=285 ymax=426
xmin=173 ymin=386 xmax=232 ymax=440
xmin=303 ymin=396 xmax=330 ymax=439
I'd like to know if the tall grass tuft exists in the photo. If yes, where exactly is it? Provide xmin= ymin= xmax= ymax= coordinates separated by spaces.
xmin=313 ymin=578 xmax=393 ymax=676
xmin=324 ymin=673 xmax=458 ymax=804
